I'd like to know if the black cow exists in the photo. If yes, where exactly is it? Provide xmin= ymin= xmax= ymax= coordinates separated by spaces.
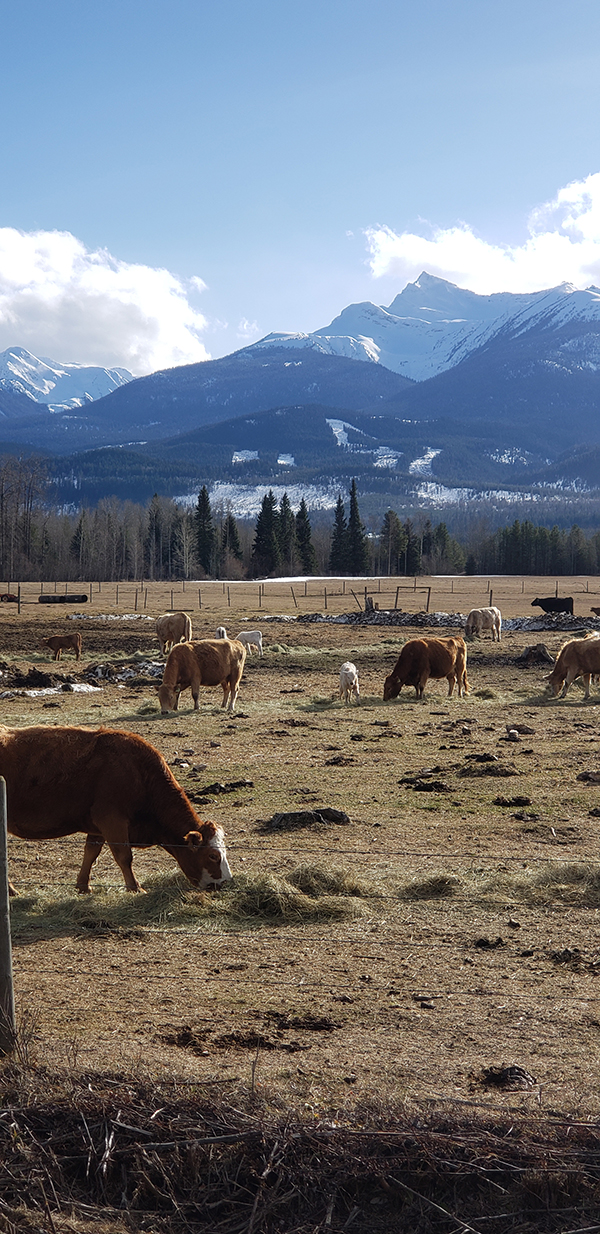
xmin=531 ymin=597 xmax=574 ymax=615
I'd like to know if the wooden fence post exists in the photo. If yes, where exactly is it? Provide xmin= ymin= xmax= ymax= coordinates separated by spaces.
xmin=0 ymin=779 xmax=15 ymax=1056
xmin=324 ymin=587 xmax=327 ymax=610
xmin=426 ymin=586 xmax=431 ymax=613
xmin=198 ymin=589 xmax=202 ymax=609
xmin=170 ymin=590 xmax=174 ymax=610
xmin=116 ymin=585 xmax=119 ymax=605
xmin=144 ymin=589 xmax=148 ymax=609
xmin=290 ymin=586 xmax=298 ymax=608
xmin=258 ymin=587 xmax=262 ymax=608
xmin=134 ymin=589 xmax=138 ymax=611
xmin=489 ymin=589 xmax=493 ymax=607
xmin=555 ymin=580 xmax=559 ymax=597
xmin=89 ymin=582 xmax=93 ymax=603
xmin=227 ymin=587 xmax=231 ymax=607
xmin=394 ymin=586 xmax=400 ymax=610
xmin=17 ymin=585 xmax=20 ymax=616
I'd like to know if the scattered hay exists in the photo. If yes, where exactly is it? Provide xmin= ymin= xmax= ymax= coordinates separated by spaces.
xmin=398 ymin=873 xmax=460 ymax=901
xmin=287 ymin=862 xmax=368 ymax=898
xmin=473 ymin=687 xmax=498 ymax=699
xmin=224 ymin=871 xmax=369 ymax=924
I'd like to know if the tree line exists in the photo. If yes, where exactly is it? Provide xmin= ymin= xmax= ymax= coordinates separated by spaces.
xmin=1 ymin=454 xmax=600 ymax=581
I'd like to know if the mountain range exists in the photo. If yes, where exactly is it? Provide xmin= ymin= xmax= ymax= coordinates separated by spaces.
xmin=3 ymin=273 xmax=600 ymax=519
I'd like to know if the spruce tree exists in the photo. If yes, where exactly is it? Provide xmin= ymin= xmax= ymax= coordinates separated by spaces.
xmin=329 ymin=495 xmax=349 ymax=573
xmin=250 ymin=490 xmax=281 ymax=576
xmin=347 ymin=479 xmax=369 ymax=573
xmin=295 ymin=498 xmax=317 ymax=574
xmin=195 ymin=485 xmax=216 ymax=576
xmin=220 ymin=512 xmax=243 ymax=566
xmin=278 ymin=492 xmax=296 ymax=573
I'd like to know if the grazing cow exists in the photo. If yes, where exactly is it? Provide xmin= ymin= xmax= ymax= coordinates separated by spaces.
xmin=155 ymin=612 xmax=193 ymax=655
xmin=532 ymin=597 xmax=574 ymax=615
xmin=383 ymin=636 xmax=469 ymax=701
xmin=0 ymin=725 xmax=232 ymax=894
xmin=465 ymin=606 xmax=502 ymax=642
xmin=339 ymin=661 xmax=360 ymax=704
xmin=235 ymin=629 xmax=263 ymax=656
xmin=591 ymin=608 xmax=600 ymax=617
xmin=158 ymin=638 xmax=246 ymax=714
xmin=215 ymin=626 xmax=227 ymax=639
xmin=545 ymin=635 xmax=600 ymax=699
xmin=43 ymin=633 xmax=82 ymax=661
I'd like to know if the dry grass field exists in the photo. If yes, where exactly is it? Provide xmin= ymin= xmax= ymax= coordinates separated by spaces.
xmin=2 ymin=575 xmax=600 ymax=1231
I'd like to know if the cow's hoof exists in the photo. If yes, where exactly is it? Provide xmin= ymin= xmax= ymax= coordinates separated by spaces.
xmin=76 ymin=885 xmax=92 ymax=895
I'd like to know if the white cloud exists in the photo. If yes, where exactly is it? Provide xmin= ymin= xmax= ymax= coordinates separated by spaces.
xmin=236 ymin=317 xmax=260 ymax=341
xmin=0 ymin=227 xmax=211 ymax=375
xmin=365 ymin=172 xmax=600 ymax=294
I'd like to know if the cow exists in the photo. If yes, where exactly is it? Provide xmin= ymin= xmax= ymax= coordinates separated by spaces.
xmin=215 ymin=626 xmax=227 ymax=639
xmin=43 ymin=633 xmax=82 ymax=661
xmin=465 ymin=606 xmax=502 ymax=642
xmin=591 ymin=608 xmax=600 ymax=617
xmin=339 ymin=662 xmax=360 ymax=704
xmin=158 ymin=638 xmax=246 ymax=714
xmin=235 ymin=630 xmax=263 ymax=656
xmin=155 ymin=612 xmax=193 ymax=655
xmin=383 ymin=636 xmax=469 ymax=701
xmin=545 ymin=635 xmax=600 ymax=699
xmin=532 ymin=597 xmax=574 ymax=615
xmin=0 ymin=725 xmax=232 ymax=894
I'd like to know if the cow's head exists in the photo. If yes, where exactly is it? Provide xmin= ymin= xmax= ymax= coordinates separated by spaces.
xmin=383 ymin=673 xmax=401 ymax=701
xmin=158 ymin=684 xmax=180 ymax=714
xmin=542 ymin=670 xmax=562 ymax=697
xmin=181 ymin=822 xmax=232 ymax=889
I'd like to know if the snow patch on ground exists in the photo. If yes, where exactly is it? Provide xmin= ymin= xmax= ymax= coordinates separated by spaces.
xmin=409 ymin=448 xmax=441 ymax=476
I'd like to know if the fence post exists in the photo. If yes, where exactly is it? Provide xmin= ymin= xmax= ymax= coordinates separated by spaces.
xmin=324 ymin=587 xmax=327 ymax=610
xmin=89 ymin=582 xmax=93 ymax=603
xmin=227 ymin=587 xmax=231 ymax=607
xmin=170 ymin=589 xmax=174 ymax=610
xmin=290 ymin=586 xmax=298 ymax=608
xmin=134 ymin=589 xmax=138 ymax=611
xmin=394 ymin=586 xmax=400 ymax=610
xmin=0 ymin=778 xmax=15 ymax=1056
xmin=489 ymin=589 xmax=493 ymax=607
xmin=258 ymin=587 xmax=262 ymax=608
xmin=116 ymin=585 xmax=119 ymax=605
xmin=198 ymin=589 xmax=202 ymax=609
xmin=413 ymin=577 xmax=417 ymax=591
xmin=555 ymin=580 xmax=559 ymax=597
xmin=17 ymin=585 xmax=20 ymax=616
xmin=144 ymin=589 xmax=148 ymax=609
xmin=304 ymin=581 xmax=307 ymax=597
xmin=426 ymin=586 xmax=431 ymax=613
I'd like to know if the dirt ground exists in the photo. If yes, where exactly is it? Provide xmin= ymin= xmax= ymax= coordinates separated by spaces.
xmin=4 ymin=577 xmax=600 ymax=1123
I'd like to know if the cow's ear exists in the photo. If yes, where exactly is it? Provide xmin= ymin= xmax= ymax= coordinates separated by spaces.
xmin=185 ymin=830 xmax=203 ymax=849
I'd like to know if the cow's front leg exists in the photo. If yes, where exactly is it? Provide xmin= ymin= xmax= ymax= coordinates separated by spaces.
xmin=91 ymin=815 xmax=145 ymax=892
xmin=76 ymin=835 xmax=105 ymax=893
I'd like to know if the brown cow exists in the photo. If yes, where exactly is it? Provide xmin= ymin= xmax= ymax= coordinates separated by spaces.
xmin=158 ymin=638 xmax=246 ymax=714
xmin=383 ymin=636 xmax=469 ymax=700
xmin=155 ymin=611 xmax=193 ymax=654
xmin=0 ymin=724 xmax=231 ymax=894
xmin=545 ymin=635 xmax=600 ymax=699
xmin=591 ymin=607 xmax=600 ymax=617
xmin=43 ymin=633 xmax=82 ymax=661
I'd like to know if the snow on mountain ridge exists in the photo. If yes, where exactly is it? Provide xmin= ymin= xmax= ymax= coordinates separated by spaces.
xmin=0 ymin=347 xmax=133 ymax=411
xmin=251 ymin=273 xmax=600 ymax=382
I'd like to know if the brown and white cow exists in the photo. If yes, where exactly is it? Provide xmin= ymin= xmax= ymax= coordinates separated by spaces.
xmin=158 ymin=638 xmax=246 ymax=714
xmin=383 ymin=636 xmax=469 ymax=701
xmin=545 ymin=635 xmax=600 ymax=699
xmin=43 ymin=633 xmax=82 ymax=661
xmin=0 ymin=724 xmax=232 ymax=894
xmin=155 ymin=612 xmax=193 ymax=655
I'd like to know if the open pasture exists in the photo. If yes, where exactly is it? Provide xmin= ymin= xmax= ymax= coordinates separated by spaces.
xmin=1 ymin=575 xmax=600 ymax=1125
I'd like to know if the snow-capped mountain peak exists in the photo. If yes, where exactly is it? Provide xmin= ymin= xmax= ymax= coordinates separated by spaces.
xmin=250 ymin=273 xmax=600 ymax=382
xmin=0 ymin=347 xmax=133 ymax=410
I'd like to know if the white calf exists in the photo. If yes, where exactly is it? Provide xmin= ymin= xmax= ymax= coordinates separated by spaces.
xmin=339 ymin=661 xmax=360 ymax=704
xmin=215 ymin=626 xmax=227 ymax=639
xmin=235 ymin=630 xmax=263 ymax=656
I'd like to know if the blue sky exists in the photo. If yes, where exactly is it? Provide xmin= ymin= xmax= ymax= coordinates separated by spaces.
xmin=2 ymin=0 xmax=600 ymax=371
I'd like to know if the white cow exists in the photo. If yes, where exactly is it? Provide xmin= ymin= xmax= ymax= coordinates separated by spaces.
xmin=235 ymin=630 xmax=263 ymax=656
xmin=339 ymin=661 xmax=360 ymax=704
xmin=465 ymin=606 xmax=502 ymax=642
xmin=215 ymin=626 xmax=227 ymax=639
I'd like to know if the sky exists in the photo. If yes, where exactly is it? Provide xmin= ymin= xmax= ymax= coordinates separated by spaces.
xmin=2 ymin=0 xmax=600 ymax=374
